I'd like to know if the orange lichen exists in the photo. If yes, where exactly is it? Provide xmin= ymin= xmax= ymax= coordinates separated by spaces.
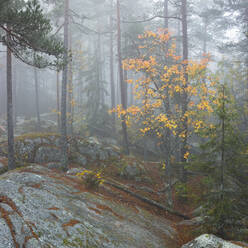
xmin=29 ymin=183 xmax=42 ymax=189
xmin=96 ymin=204 xmax=124 ymax=220
xmin=88 ymin=207 xmax=102 ymax=215
xmin=62 ymin=219 xmax=80 ymax=228
xmin=0 ymin=195 xmax=39 ymax=248
xmin=48 ymin=207 xmax=60 ymax=211
xmin=0 ymin=205 xmax=19 ymax=248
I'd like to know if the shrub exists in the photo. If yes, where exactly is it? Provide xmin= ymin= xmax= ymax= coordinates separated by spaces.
xmin=77 ymin=170 xmax=104 ymax=189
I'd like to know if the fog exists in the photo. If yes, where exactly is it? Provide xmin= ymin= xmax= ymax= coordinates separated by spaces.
xmin=0 ymin=0 xmax=247 ymax=246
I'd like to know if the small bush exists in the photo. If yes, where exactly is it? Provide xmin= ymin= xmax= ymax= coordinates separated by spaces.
xmin=77 ymin=170 xmax=104 ymax=189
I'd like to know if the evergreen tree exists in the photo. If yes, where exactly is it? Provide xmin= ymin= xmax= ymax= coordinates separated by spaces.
xmin=0 ymin=0 xmax=64 ymax=170
xmin=190 ymin=80 xmax=248 ymax=239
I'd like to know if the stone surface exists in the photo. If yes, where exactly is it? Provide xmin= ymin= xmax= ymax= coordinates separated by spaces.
xmin=0 ymin=162 xmax=4 ymax=169
xmin=0 ymin=165 xmax=177 ymax=248
xmin=34 ymin=145 xmax=61 ymax=163
xmin=47 ymin=162 xmax=64 ymax=170
xmin=72 ymin=153 xmax=87 ymax=166
xmin=0 ymin=134 xmax=121 ymax=166
xmin=121 ymin=162 xmax=145 ymax=179
xmin=181 ymin=234 xmax=243 ymax=248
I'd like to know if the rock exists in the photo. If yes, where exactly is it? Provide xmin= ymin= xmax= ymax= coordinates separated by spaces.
xmin=34 ymin=145 xmax=61 ymax=164
xmin=0 ymin=165 xmax=178 ymax=248
xmin=72 ymin=153 xmax=88 ymax=166
xmin=47 ymin=162 xmax=63 ymax=170
xmin=75 ymin=137 xmax=119 ymax=162
xmin=66 ymin=168 xmax=84 ymax=176
xmin=121 ymin=162 xmax=145 ymax=179
xmin=181 ymin=234 xmax=243 ymax=248
xmin=192 ymin=205 xmax=204 ymax=217
xmin=15 ymin=140 xmax=36 ymax=162
xmin=0 ymin=162 xmax=4 ymax=169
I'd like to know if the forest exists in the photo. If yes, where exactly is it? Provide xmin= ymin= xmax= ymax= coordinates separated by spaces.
xmin=0 ymin=0 xmax=247 ymax=247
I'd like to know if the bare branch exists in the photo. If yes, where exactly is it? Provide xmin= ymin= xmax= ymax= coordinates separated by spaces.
xmin=121 ymin=15 xmax=182 ymax=24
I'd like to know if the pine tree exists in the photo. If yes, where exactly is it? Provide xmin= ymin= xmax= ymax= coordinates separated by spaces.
xmin=0 ymin=0 xmax=64 ymax=170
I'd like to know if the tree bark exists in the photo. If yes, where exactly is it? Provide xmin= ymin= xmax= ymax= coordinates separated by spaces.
xmin=110 ymin=0 xmax=116 ymax=131
xmin=162 ymin=0 xmax=173 ymax=207
xmin=6 ymin=27 xmax=15 ymax=170
xmin=60 ymin=0 xmax=69 ymax=171
xmin=56 ymin=70 xmax=60 ymax=131
xmin=13 ymin=58 xmax=17 ymax=127
xmin=220 ymin=85 xmax=225 ymax=199
xmin=117 ymin=0 xmax=129 ymax=155
xmin=68 ymin=20 xmax=73 ymax=135
xmin=180 ymin=0 xmax=189 ymax=172
xmin=34 ymin=67 xmax=41 ymax=131
xmin=164 ymin=0 xmax=169 ymax=29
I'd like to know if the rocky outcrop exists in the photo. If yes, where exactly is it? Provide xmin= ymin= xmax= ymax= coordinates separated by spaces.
xmin=181 ymin=234 xmax=244 ymax=248
xmin=0 ymin=165 xmax=178 ymax=248
xmin=0 ymin=133 xmax=120 ymax=166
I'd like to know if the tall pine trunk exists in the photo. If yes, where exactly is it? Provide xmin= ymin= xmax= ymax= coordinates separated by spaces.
xmin=163 ymin=0 xmax=173 ymax=207
xmin=34 ymin=68 xmax=41 ymax=131
xmin=180 ymin=0 xmax=189 ymax=180
xmin=117 ymin=0 xmax=129 ymax=155
xmin=110 ymin=0 xmax=116 ymax=132
xmin=60 ymin=0 xmax=69 ymax=171
xmin=6 ymin=27 xmax=15 ymax=170
xmin=56 ymin=70 xmax=60 ymax=131
xmin=13 ymin=58 xmax=17 ymax=127
xmin=68 ymin=21 xmax=73 ymax=135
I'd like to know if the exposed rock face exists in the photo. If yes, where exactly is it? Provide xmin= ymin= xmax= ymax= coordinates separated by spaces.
xmin=0 ymin=134 xmax=120 ymax=166
xmin=0 ymin=165 xmax=177 ymax=248
xmin=35 ymin=145 xmax=61 ymax=164
xmin=181 ymin=234 xmax=243 ymax=248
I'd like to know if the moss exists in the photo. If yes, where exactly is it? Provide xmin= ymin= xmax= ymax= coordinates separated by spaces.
xmin=15 ymin=132 xmax=60 ymax=142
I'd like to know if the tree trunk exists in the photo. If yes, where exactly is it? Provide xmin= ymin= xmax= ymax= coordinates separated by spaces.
xmin=164 ymin=0 xmax=169 ymax=29
xmin=68 ymin=20 xmax=73 ymax=135
xmin=203 ymin=17 xmax=208 ymax=55
xmin=163 ymin=0 xmax=173 ymax=207
xmin=56 ymin=70 xmax=60 ymax=131
xmin=34 ymin=68 xmax=41 ymax=131
xmin=60 ymin=0 xmax=69 ymax=171
xmin=110 ymin=0 xmax=116 ymax=131
xmin=117 ymin=0 xmax=129 ymax=155
xmin=6 ymin=28 xmax=15 ymax=170
xmin=220 ymin=85 xmax=225 ymax=198
xmin=13 ymin=58 xmax=17 ymax=127
xmin=180 ymin=0 xmax=189 ymax=182
xmin=180 ymin=0 xmax=188 ymax=164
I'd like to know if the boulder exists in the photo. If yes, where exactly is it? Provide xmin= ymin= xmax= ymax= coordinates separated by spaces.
xmin=47 ymin=162 xmax=64 ymax=170
xmin=34 ymin=145 xmax=61 ymax=164
xmin=72 ymin=152 xmax=88 ymax=166
xmin=181 ymin=234 xmax=243 ymax=248
xmin=0 ymin=165 xmax=178 ymax=248
xmin=121 ymin=162 xmax=145 ymax=179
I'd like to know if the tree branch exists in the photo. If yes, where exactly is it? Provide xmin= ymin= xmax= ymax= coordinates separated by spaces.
xmin=121 ymin=15 xmax=182 ymax=24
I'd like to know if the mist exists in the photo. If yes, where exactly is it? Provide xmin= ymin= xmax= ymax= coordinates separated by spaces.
xmin=0 ymin=0 xmax=247 ymax=247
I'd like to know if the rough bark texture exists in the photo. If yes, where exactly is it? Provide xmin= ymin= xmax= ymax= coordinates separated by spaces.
xmin=163 ymin=0 xmax=173 ymax=207
xmin=110 ymin=0 xmax=116 ymax=131
xmin=180 ymin=0 xmax=189 ymax=181
xmin=6 ymin=28 xmax=15 ymax=170
xmin=117 ymin=0 xmax=129 ymax=155
xmin=68 ymin=21 xmax=73 ymax=135
xmin=34 ymin=68 xmax=41 ymax=131
xmin=56 ymin=70 xmax=60 ymax=130
xmin=60 ymin=0 xmax=69 ymax=171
